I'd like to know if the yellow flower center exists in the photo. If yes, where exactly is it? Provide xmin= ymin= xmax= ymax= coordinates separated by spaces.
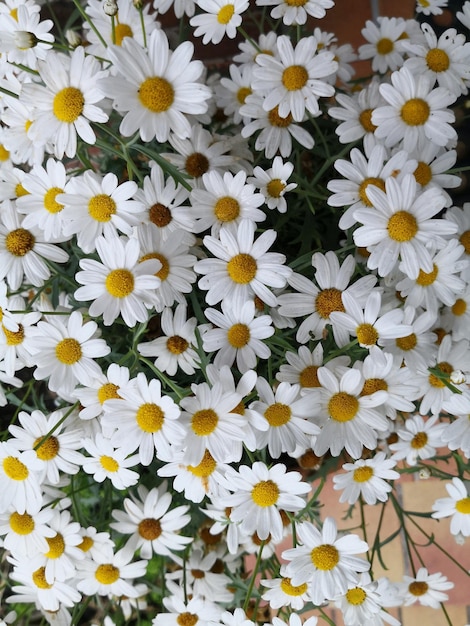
xmin=55 ymin=337 xmax=82 ymax=365
xmin=214 ymin=196 xmax=240 ymax=222
xmin=456 ymin=497 xmax=470 ymax=514
xmin=177 ymin=613 xmax=199 ymax=626
xmin=310 ymin=544 xmax=340 ymax=570
xmin=459 ymin=230 xmax=470 ymax=255
xmin=266 ymin=178 xmax=286 ymax=198
xmin=140 ymin=252 xmax=169 ymax=281
xmin=191 ymin=568 xmax=205 ymax=579
xmin=149 ymin=202 xmax=172 ymax=227
xmin=185 ymin=153 xmax=209 ymax=178
xmin=53 ymin=87 xmax=85 ymax=123
xmin=400 ymin=98 xmax=430 ymax=126
xmin=268 ymin=106 xmax=293 ymax=127
xmin=115 ymin=22 xmax=133 ymax=46
xmin=376 ymin=37 xmax=394 ymax=55
xmin=353 ymin=466 xmax=374 ymax=482
xmin=97 ymin=382 xmax=121 ymax=404
xmin=25 ymin=119 xmax=33 ymax=132
xmin=167 ymin=335 xmax=189 ymax=354
xmin=100 ymin=455 xmax=119 ymax=472
xmin=414 ymin=162 xmax=432 ymax=186
xmin=359 ymin=108 xmax=377 ymax=133
xmin=217 ymin=3 xmax=235 ymax=23
xmin=328 ymin=392 xmax=359 ymax=422
xmin=410 ymin=431 xmax=428 ymax=449
xmin=346 ymin=587 xmax=367 ymax=605
xmin=45 ymin=532 xmax=65 ymax=559
xmin=315 ymin=287 xmax=345 ymax=319
xmin=0 ymin=144 xmax=10 ymax=161
xmin=78 ymin=536 xmax=94 ymax=552
xmin=5 ymin=228 xmax=35 ymax=256
xmin=299 ymin=365 xmax=320 ymax=388
xmin=105 ymin=268 xmax=135 ymax=297
xmin=418 ymin=0 xmax=430 ymax=6
xmin=361 ymin=378 xmax=388 ymax=396
xmin=452 ymin=298 xmax=467 ymax=316
xmin=356 ymin=322 xmax=378 ymax=347
xmin=139 ymin=76 xmax=175 ymax=113
xmin=32 ymin=567 xmax=52 ymax=589
xmin=285 ymin=0 xmax=308 ymax=5
xmin=408 ymin=581 xmax=429 ymax=596
xmin=3 ymin=456 xmax=29 ymax=481
xmin=227 ymin=323 xmax=250 ymax=348
xmin=33 ymin=435 xmax=59 ymax=461
xmin=136 ymin=403 xmax=165 ymax=433
xmin=231 ymin=400 xmax=245 ymax=415
xmin=358 ymin=177 xmax=386 ymax=206
xmin=191 ymin=408 xmax=219 ymax=436
xmin=237 ymin=86 xmax=252 ymax=104
xmin=88 ymin=194 xmax=116 ymax=222
xmin=428 ymin=361 xmax=453 ymax=387
xmin=280 ymin=577 xmax=308 ymax=596
xmin=3 ymin=323 xmax=24 ymax=346
xmin=95 ymin=563 xmax=120 ymax=584
xmin=227 ymin=253 xmax=257 ymax=284
xmin=426 ymin=48 xmax=450 ymax=73
xmin=282 ymin=65 xmax=308 ymax=91
xmin=387 ymin=210 xmax=418 ymax=242
xmin=10 ymin=511 xmax=35 ymax=535
xmin=138 ymin=518 xmax=162 ymax=540
xmin=188 ymin=449 xmax=217 ymax=477
xmin=15 ymin=183 xmax=29 ymax=197
xmin=44 ymin=187 xmax=65 ymax=214
xmin=251 ymin=479 xmax=280 ymax=507
xmin=416 ymin=264 xmax=438 ymax=286
xmin=396 ymin=333 xmax=417 ymax=351
xmin=264 ymin=402 xmax=291 ymax=427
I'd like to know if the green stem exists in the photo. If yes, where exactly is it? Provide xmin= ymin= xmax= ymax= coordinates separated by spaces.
xmin=71 ymin=0 xmax=108 ymax=49
xmin=242 ymin=540 xmax=265 ymax=611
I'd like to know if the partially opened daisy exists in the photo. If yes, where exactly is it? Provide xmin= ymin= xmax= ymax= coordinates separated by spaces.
xmin=372 ymin=66 xmax=457 ymax=152
xmin=333 ymin=452 xmax=400 ymax=505
xmin=282 ymin=517 xmax=370 ymax=605
xmin=253 ymin=35 xmax=337 ymax=122
xmin=432 ymin=477 xmax=470 ymax=536
xmin=261 ymin=565 xmax=310 ymax=609
xmin=220 ymin=461 xmax=310 ymax=542
xmin=100 ymin=29 xmax=211 ymax=142
xmin=190 ymin=0 xmax=249 ymax=45
xmin=20 ymin=45 xmax=109 ymax=159
xmin=399 ymin=568 xmax=454 ymax=608
xmin=74 ymin=233 xmax=161 ymax=327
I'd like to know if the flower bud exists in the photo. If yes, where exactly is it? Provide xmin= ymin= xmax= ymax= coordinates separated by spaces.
xmin=103 ymin=0 xmax=118 ymax=16
xmin=65 ymin=29 xmax=82 ymax=48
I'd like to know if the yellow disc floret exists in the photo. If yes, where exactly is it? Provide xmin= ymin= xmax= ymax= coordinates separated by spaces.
xmin=53 ymin=87 xmax=84 ymax=123
xmin=139 ymin=76 xmax=174 ymax=113
xmin=251 ymin=479 xmax=280 ymax=506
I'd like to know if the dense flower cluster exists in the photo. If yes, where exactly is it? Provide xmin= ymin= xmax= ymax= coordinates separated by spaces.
xmin=0 ymin=0 xmax=469 ymax=624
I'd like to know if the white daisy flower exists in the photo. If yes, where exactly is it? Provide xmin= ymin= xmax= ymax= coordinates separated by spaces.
xmin=39 ymin=509 xmax=84 ymax=584
xmin=203 ymin=298 xmax=274 ymax=373
xmin=74 ymin=362 xmax=131 ymax=422
xmin=0 ymin=506 xmax=55 ymax=557
xmin=27 ymin=310 xmax=110 ymax=396
xmin=256 ymin=0 xmax=333 ymax=25
xmin=404 ymin=23 xmax=470 ymax=96
xmin=190 ymin=0 xmax=249 ymax=45
xmin=216 ymin=63 xmax=254 ymax=125
xmin=153 ymin=593 xmax=222 ymax=626
xmin=0 ymin=200 xmax=69 ymax=291
xmin=220 ymin=461 xmax=310 ymax=542
xmin=249 ymin=378 xmax=320 ymax=458
xmin=432 ymin=476 xmax=470 ymax=536
xmin=409 ymin=144 xmax=460 ymax=207
xmin=81 ymin=433 xmax=140 ymax=490
xmin=76 ymin=526 xmax=115 ymax=564
xmin=74 ymin=233 xmax=161 ymax=327
xmin=353 ymin=174 xmax=457 ymax=279
xmin=441 ymin=392 xmax=470 ymax=458
xmin=168 ymin=547 xmax=233 ymax=602
xmin=195 ymin=220 xmax=292 ymax=308
xmin=0 ymin=295 xmax=41 ymax=376
xmin=100 ymin=29 xmax=211 ymax=142
xmin=253 ymin=35 xmax=337 ymax=122
xmin=138 ymin=304 xmax=199 ymax=376
xmin=59 ymin=170 xmax=145 ymax=254
xmin=234 ymin=31 xmax=278 ymax=64
xmin=76 ymin=545 xmax=147 ymax=598
xmin=240 ymin=92 xmax=315 ymax=158
xmin=276 ymin=343 xmax=350 ymax=391
xmin=8 ymin=408 xmax=84 ymax=485
xmin=0 ymin=442 xmax=43 ymax=514
xmin=272 ymin=614 xmax=317 ymax=626
xmin=372 ymin=66 xmax=457 ymax=152
xmin=333 ymin=451 xmax=400 ymax=505
xmin=442 ymin=284 xmax=470 ymax=341
xmin=102 ymin=371 xmax=184 ymax=466
xmin=20 ymin=46 xmax=109 ymax=159
xmin=110 ymin=483 xmax=192 ymax=559
xmin=248 ymin=156 xmax=297 ymax=213
xmin=445 ymin=203 xmax=470 ymax=282
xmin=282 ymin=517 xmax=370 ymax=605
xmin=261 ymin=565 xmax=310 ymax=609
xmin=334 ymin=573 xmax=401 ymax=626
xmin=417 ymin=0 xmax=448 ymax=15
xmin=359 ymin=17 xmax=408 ymax=74
xmin=308 ymin=366 xmax=389 ymax=459
xmin=1 ymin=91 xmax=46 ymax=166
xmin=389 ymin=414 xmax=446 ymax=466
xmin=153 ymin=0 xmax=196 ymax=18
xmin=0 ymin=3 xmax=53 ymax=68
xmin=190 ymin=170 xmax=265 ymax=235
xmin=399 ymin=567 xmax=454 ymax=608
